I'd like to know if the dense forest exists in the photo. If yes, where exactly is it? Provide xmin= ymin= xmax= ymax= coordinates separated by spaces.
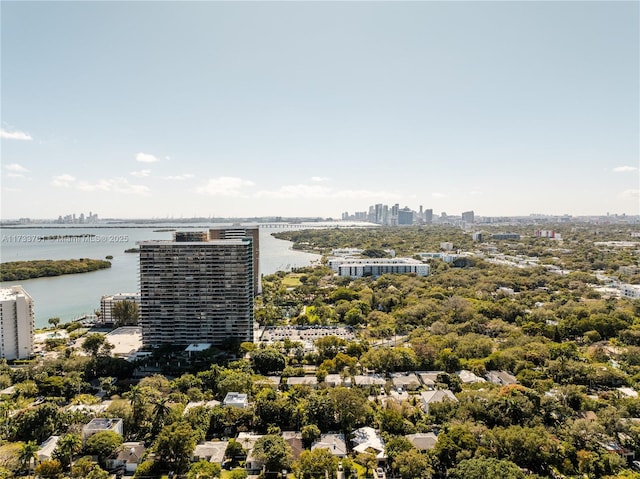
xmin=0 ymin=259 xmax=112 ymax=281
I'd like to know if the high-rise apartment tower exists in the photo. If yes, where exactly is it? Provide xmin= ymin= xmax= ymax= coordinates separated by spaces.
xmin=0 ymin=286 xmax=34 ymax=360
xmin=208 ymin=226 xmax=260 ymax=295
xmin=139 ymin=233 xmax=254 ymax=347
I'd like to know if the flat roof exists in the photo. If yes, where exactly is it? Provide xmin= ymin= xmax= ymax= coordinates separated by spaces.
xmin=106 ymin=327 xmax=142 ymax=356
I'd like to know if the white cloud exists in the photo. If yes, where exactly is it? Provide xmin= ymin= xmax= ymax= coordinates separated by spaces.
xmin=613 ymin=166 xmax=638 ymax=173
xmin=196 ymin=177 xmax=255 ymax=197
xmin=77 ymin=177 xmax=151 ymax=195
xmin=0 ymin=128 xmax=32 ymax=140
xmin=52 ymin=174 xmax=76 ymax=187
xmin=136 ymin=152 xmax=160 ymax=163
xmin=5 ymin=163 xmax=30 ymax=173
xmin=311 ymin=176 xmax=330 ymax=182
xmin=2 ymin=187 xmax=22 ymax=192
xmin=130 ymin=169 xmax=151 ymax=178
xmin=7 ymin=173 xmax=26 ymax=178
xmin=162 ymin=174 xmax=195 ymax=181
xmin=432 ymin=192 xmax=446 ymax=198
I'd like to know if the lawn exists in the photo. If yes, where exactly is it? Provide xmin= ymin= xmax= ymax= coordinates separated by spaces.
xmin=281 ymin=273 xmax=304 ymax=288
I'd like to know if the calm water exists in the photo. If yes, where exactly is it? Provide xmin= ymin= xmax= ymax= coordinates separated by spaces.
xmin=0 ymin=224 xmax=322 ymax=327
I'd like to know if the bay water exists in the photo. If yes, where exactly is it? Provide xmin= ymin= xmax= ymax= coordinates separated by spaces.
xmin=0 ymin=224 xmax=322 ymax=328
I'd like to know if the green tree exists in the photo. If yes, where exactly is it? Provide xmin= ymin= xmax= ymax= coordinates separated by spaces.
xmin=328 ymin=387 xmax=370 ymax=433
xmin=54 ymin=433 xmax=82 ymax=472
xmin=71 ymin=456 xmax=98 ymax=478
xmin=84 ymin=431 xmax=123 ymax=465
xmin=354 ymin=452 xmax=377 ymax=478
xmin=394 ymin=449 xmax=432 ymax=479
xmin=81 ymin=334 xmax=110 ymax=358
xmin=153 ymin=422 xmax=200 ymax=474
xmin=112 ymin=300 xmax=139 ymax=327
xmin=86 ymin=466 xmax=110 ymax=479
xmin=251 ymin=434 xmax=293 ymax=472
xmin=251 ymin=348 xmax=287 ymax=375
xmin=151 ymin=397 xmax=172 ymax=436
xmin=293 ymin=448 xmax=339 ymax=479
xmin=18 ymin=441 xmax=39 ymax=479
xmin=187 ymin=460 xmax=221 ymax=479
xmin=301 ymin=424 xmax=321 ymax=448
xmin=448 ymin=457 xmax=526 ymax=479
xmin=34 ymin=459 xmax=63 ymax=479
xmin=48 ymin=317 xmax=60 ymax=329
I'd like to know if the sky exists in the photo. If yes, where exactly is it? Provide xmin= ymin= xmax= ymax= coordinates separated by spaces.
xmin=1 ymin=1 xmax=638 ymax=220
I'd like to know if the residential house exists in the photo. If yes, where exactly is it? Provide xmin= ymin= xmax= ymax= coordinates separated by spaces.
xmin=351 ymin=427 xmax=386 ymax=462
xmin=38 ymin=436 xmax=60 ymax=462
xmin=391 ymin=373 xmax=421 ymax=391
xmin=106 ymin=442 xmax=146 ymax=475
xmin=237 ymin=432 xmax=264 ymax=474
xmin=405 ymin=433 xmax=438 ymax=452
xmin=82 ymin=418 xmax=123 ymax=442
xmin=183 ymin=400 xmax=221 ymax=415
xmin=457 ymin=370 xmax=486 ymax=384
xmin=287 ymin=376 xmax=318 ymax=388
xmin=353 ymin=375 xmax=386 ymax=387
xmin=420 ymin=390 xmax=458 ymax=415
xmin=282 ymin=431 xmax=304 ymax=460
xmin=485 ymin=370 xmax=518 ymax=386
xmin=192 ymin=441 xmax=228 ymax=465
xmin=311 ymin=433 xmax=348 ymax=458
xmin=416 ymin=371 xmax=444 ymax=390
xmin=324 ymin=374 xmax=343 ymax=387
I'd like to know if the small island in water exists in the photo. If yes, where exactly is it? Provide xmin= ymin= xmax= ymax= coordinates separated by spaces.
xmin=0 ymin=258 xmax=111 ymax=281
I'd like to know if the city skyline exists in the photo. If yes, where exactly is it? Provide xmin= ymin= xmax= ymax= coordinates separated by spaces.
xmin=1 ymin=1 xmax=638 ymax=220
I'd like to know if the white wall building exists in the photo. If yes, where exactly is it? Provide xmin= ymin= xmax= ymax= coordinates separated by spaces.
xmin=100 ymin=293 xmax=140 ymax=324
xmin=0 ymin=286 xmax=34 ymax=360
xmin=620 ymin=284 xmax=640 ymax=300
xmin=334 ymin=258 xmax=430 ymax=278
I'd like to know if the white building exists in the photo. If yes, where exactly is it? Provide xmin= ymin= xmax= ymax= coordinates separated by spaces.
xmin=620 ymin=284 xmax=640 ymax=300
xmin=82 ymin=418 xmax=124 ymax=442
xmin=38 ymin=436 xmax=60 ymax=462
xmin=330 ymin=258 xmax=429 ymax=278
xmin=100 ymin=293 xmax=140 ymax=325
xmin=223 ymin=392 xmax=249 ymax=408
xmin=0 ymin=286 xmax=34 ymax=360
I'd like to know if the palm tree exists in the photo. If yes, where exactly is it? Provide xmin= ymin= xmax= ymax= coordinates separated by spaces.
xmin=18 ymin=440 xmax=39 ymax=479
xmin=127 ymin=385 xmax=147 ymax=428
xmin=152 ymin=397 xmax=171 ymax=435
xmin=56 ymin=433 xmax=82 ymax=472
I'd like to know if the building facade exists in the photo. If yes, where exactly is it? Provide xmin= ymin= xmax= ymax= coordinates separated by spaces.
xmin=331 ymin=258 xmax=430 ymax=278
xmin=0 ymin=286 xmax=34 ymax=360
xmin=100 ymin=293 xmax=140 ymax=325
xmin=208 ymin=226 xmax=260 ymax=295
xmin=139 ymin=235 xmax=254 ymax=347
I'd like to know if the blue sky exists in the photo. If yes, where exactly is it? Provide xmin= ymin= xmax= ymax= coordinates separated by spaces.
xmin=1 ymin=1 xmax=638 ymax=219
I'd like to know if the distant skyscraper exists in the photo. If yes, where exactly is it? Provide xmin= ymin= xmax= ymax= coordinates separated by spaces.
xmin=397 ymin=207 xmax=414 ymax=225
xmin=139 ymin=233 xmax=254 ymax=347
xmin=0 ymin=286 xmax=34 ymax=360
xmin=461 ymin=210 xmax=475 ymax=224
xmin=425 ymin=209 xmax=433 ymax=224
